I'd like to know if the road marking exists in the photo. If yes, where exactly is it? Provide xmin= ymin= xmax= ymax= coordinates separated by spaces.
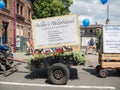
xmin=0 ymin=81 xmax=115 ymax=90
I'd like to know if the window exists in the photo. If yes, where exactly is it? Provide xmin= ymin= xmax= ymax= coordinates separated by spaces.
xmin=16 ymin=1 xmax=24 ymax=16
xmin=3 ymin=0 xmax=7 ymax=8
xmin=28 ymin=28 xmax=31 ymax=37
xmin=20 ymin=26 xmax=23 ymax=36
xmin=17 ymin=3 xmax=19 ymax=14
xmin=28 ymin=9 xmax=31 ymax=19
xmin=16 ymin=25 xmax=23 ymax=36
xmin=84 ymin=29 xmax=96 ymax=37
xmin=20 ymin=5 xmax=23 ymax=16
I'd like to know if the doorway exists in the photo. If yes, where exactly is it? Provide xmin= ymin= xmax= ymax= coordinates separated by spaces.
xmin=2 ymin=22 xmax=8 ymax=44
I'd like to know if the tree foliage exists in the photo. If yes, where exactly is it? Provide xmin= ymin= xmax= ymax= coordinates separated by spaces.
xmin=96 ymin=28 xmax=102 ymax=50
xmin=32 ymin=0 xmax=73 ymax=19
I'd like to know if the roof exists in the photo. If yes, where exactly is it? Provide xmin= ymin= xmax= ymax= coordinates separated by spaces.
xmin=80 ymin=24 xmax=103 ymax=29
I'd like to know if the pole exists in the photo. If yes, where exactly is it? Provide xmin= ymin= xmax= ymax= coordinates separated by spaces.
xmin=14 ymin=0 xmax=16 ymax=52
xmin=106 ymin=4 xmax=110 ymax=24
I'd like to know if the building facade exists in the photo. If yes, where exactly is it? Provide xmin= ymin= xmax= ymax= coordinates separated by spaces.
xmin=80 ymin=24 xmax=102 ymax=48
xmin=0 ymin=0 xmax=33 ymax=52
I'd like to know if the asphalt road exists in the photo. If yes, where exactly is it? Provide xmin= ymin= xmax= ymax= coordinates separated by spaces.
xmin=0 ymin=53 xmax=120 ymax=90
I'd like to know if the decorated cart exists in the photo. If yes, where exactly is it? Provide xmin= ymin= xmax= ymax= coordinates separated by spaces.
xmin=0 ymin=14 xmax=86 ymax=85
xmin=27 ymin=46 xmax=86 ymax=84
xmin=28 ymin=14 xmax=86 ymax=84
xmin=96 ymin=25 xmax=120 ymax=78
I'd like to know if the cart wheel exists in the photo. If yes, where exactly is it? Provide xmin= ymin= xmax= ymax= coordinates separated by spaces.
xmin=48 ymin=63 xmax=70 ymax=85
xmin=99 ymin=70 xmax=108 ymax=78
xmin=95 ymin=65 xmax=101 ymax=73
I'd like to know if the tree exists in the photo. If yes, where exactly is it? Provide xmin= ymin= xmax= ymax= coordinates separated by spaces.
xmin=96 ymin=28 xmax=102 ymax=51
xmin=32 ymin=0 xmax=73 ymax=19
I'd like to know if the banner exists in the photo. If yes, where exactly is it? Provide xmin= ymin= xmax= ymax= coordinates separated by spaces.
xmin=31 ymin=14 xmax=80 ymax=49
xmin=103 ymin=25 xmax=120 ymax=53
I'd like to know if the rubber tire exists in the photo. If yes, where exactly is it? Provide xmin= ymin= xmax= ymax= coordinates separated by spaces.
xmin=48 ymin=63 xmax=70 ymax=85
xmin=99 ymin=70 xmax=108 ymax=78
xmin=95 ymin=65 xmax=101 ymax=73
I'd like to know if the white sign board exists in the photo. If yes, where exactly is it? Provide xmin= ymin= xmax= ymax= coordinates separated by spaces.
xmin=103 ymin=25 xmax=120 ymax=53
xmin=31 ymin=14 xmax=80 ymax=49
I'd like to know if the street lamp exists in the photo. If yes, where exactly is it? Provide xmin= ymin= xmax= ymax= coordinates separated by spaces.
xmin=14 ymin=0 xmax=16 ymax=52
xmin=106 ymin=4 xmax=110 ymax=24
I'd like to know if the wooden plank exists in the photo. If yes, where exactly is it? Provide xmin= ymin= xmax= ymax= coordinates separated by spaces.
xmin=7 ymin=57 xmax=27 ymax=63
xmin=4 ymin=65 xmax=18 ymax=76
xmin=100 ymin=53 xmax=120 ymax=60
xmin=101 ymin=61 xmax=120 ymax=68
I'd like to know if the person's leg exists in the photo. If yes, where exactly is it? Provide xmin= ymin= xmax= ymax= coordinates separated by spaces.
xmin=93 ymin=45 xmax=96 ymax=52
xmin=85 ymin=46 xmax=88 ymax=54
xmin=85 ymin=46 xmax=90 ymax=54
xmin=26 ymin=47 xmax=29 ymax=55
xmin=92 ymin=45 xmax=97 ymax=54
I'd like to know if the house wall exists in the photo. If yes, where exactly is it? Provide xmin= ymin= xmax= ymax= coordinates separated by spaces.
xmin=0 ymin=0 xmax=33 ymax=52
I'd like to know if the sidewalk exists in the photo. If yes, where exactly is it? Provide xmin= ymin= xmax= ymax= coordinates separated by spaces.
xmin=13 ymin=53 xmax=29 ymax=59
xmin=86 ymin=54 xmax=99 ymax=68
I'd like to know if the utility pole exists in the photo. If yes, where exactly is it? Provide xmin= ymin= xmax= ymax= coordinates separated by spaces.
xmin=14 ymin=0 xmax=16 ymax=52
xmin=106 ymin=4 xmax=110 ymax=24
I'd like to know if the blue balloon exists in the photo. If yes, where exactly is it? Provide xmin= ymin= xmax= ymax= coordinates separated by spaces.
xmin=0 ymin=1 xmax=5 ymax=9
xmin=100 ymin=0 xmax=108 ymax=5
xmin=83 ymin=18 xmax=90 ymax=27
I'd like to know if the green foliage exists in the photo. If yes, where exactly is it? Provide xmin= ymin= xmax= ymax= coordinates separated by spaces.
xmin=72 ymin=51 xmax=86 ymax=65
xmin=62 ymin=51 xmax=86 ymax=65
xmin=32 ymin=0 xmax=73 ymax=19
xmin=96 ymin=28 xmax=102 ymax=39
xmin=27 ymin=50 xmax=86 ymax=71
xmin=62 ymin=51 xmax=73 ymax=56
xmin=96 ymin=28 xmax=102 ymax=50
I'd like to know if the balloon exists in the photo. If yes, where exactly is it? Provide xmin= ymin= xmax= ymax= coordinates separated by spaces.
xmin=100 ymin=0 xmax=108 ymax=5
xmin=83 ymin=18 xmax=90 ymax=27
xmin=0 ymin=0 xmax=5 ymax=9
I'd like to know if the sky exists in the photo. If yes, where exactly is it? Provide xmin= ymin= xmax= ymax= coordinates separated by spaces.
xmin=69 ymin=0 xmax=120 ymax=25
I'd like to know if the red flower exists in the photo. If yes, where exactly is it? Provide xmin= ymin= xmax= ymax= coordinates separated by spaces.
xmin=35 ymin=57 xmax=39 ymax=60
xmin=53 ymin=53 xmax=57 ymax=56
xmin=57 ymin=48 xmax=62 ymax=53
xmin=44 ymin=52 xmax=48 ymax=55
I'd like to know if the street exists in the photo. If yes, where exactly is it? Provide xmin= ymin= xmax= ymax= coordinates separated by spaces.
xmin=0 ymin=53 xmax=120 ymax=90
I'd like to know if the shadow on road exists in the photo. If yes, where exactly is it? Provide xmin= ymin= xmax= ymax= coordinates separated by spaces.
xmin=25 ymin=69 xmax=48 ymax=79
xmin=82 ymin=68 xmax=98 ymax=77
xmin=82 ymin=68 xmax=120 ymax=77
xmin=24 ymin=67 xmax=79 ymax=84
xmin=25 ymin=68 xmax=79 ymax=80
xmin=69 ymin=68 xmax=79 ymax=80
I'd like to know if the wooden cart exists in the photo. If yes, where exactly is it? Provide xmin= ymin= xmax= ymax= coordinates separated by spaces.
xmin=95 ymin=25 xmax=120 ymax=78
xmin=96 ymin=53 xmax=120 ymax=78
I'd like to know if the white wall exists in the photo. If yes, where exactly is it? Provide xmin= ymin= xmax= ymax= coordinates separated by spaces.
xmin=81 ymin=37 xmax=96 ymax=46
